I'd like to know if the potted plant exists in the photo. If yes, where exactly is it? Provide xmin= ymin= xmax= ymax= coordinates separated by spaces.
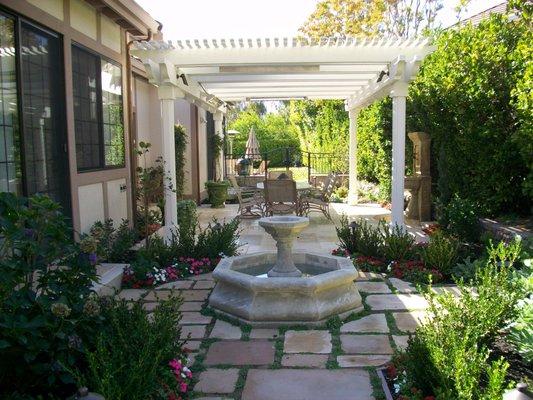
xmin=205 ymin=134 xmax=229 ymax=208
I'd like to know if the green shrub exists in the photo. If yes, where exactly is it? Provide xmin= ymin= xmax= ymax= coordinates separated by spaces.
xmin=336 ymin=215 xmax=382 ymax=257
xmin=507 ymin=297 xmax=533 ymax=364
xmin=195 ymin=218 xmax=241 ymax=259
xmin=80 ymin=295 xmax=190 ymax=399
xmin=420 ymin=231 xmax=459 ymax=277
xmin=380 ymin=222 xmax=415 ymax=261
xmin=174 ymin=124 xmax=187 ymax=200
xmin=0 ymin=193 xmax=102 ymax=397
xmin=88 ymin=219 xmax=137 ymax=263
xmin=452 ymin=256 xmax=485 ymax=283
xmin=438 ymin=195 xmax=481 ymax=243
xmin=176 ymin=200 xmax=198 ymax=253
xmin=487 ymin=237 xmax=522 ymax=267
xmin=399 ymin=257 xmax=521 ymax=399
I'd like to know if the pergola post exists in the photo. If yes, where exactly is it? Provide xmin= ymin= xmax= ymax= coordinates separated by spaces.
xmin=213 ymin=112 xmax=224 ymax=180
xmin=390 ymin=82 xmax=409 ymax=229
xmin=158 ymin=86 xmax=184 ymax=240
xmin=347 ymin=108 xmax=359 ymax=205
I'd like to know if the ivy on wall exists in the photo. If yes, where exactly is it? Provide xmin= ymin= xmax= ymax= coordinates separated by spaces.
xmin=174 ymin=124 xmax=187 ymax=200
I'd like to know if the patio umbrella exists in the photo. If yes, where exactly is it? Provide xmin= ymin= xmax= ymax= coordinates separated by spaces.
xmin=245 ymin=127 xmax=261 ymax=161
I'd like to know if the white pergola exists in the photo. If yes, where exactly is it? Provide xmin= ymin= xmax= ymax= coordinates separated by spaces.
xmin=131 ymin=37 xmax=434 ymax=236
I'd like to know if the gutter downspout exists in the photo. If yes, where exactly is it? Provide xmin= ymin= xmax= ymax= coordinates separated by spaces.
xmin=125 ymin=21 xmax=161 ymax=229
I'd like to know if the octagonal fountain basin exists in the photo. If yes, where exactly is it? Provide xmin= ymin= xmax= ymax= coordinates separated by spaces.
xmin=209 ymin=252 xmax=363 ymax=327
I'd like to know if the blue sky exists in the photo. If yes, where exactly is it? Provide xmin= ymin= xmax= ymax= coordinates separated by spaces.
xmin=136 ymin=0 xmax=505 ymax=40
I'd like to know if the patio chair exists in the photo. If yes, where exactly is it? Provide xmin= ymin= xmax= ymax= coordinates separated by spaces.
xmin=301 ymin=172 xmax=338 ymax=219
xmin=228 ymin=175 xmax=264 ymax=218
xmin=268 ymin=170 xmax=293 ymax=180
xmin=263 ymin=179 xmax=300 ymax=216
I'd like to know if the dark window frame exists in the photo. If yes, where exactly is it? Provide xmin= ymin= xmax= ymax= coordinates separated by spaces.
xmin=0 ymin=6 xmax=71 ymax=218
xmin=72 ymin=42 xmax=125 ymax=172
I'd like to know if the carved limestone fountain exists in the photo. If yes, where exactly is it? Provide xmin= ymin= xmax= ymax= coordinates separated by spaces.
xmin=209 ymin=216 xmax=362 ymax=326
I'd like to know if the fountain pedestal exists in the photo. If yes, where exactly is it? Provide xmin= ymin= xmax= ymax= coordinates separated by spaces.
xmin=258 ymin=216 xmax=309 ymax=277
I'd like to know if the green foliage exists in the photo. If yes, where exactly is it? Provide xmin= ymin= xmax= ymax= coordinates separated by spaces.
xmin=380 ymin=222 xmax=415 ymax=261
xmin=195 ymin=218 xmax=241 ymax=259
xmin=81 ymin=295 xmax=188 ymax=399
xmin=87 ymin=219 xmax=136 ymax=263
xmin=336 ymin=215 xmax=382 ymax=257
xmin=452 ymin=256 xmax=485 ymax=283
xmin=508 ymin=298 xmax=533 ymax=364
xmin=0 ymin=193 xmax=101 ymax=397
xmin=400 ymin=256 xmax=522 ymax=398
xmin=438 ymin=195 xmax=481 ymax=243
xmin=174 ymin=124 xmax=188 ymax=200
xmin=176 ymin=200 xmax=198 ymax=253
xmin=229 ymin=103 xmax=301 ymax=167
xmin=420 ymin=231 xmax=459 ymax=277
xmin=487 ymin=237 xmax=522 ymax=267
xmin=408 ymin=11 xmax=531 ymax=215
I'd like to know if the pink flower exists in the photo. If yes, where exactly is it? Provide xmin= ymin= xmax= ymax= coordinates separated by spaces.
xmin=179 ymin=382 xmax=188 ymax=393
xmin=169 ymin=359 xmax=182 ymax=371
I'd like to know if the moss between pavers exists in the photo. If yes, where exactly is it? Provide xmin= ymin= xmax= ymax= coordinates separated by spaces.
xmin=368 ymin=367 xmax=386 ymax=400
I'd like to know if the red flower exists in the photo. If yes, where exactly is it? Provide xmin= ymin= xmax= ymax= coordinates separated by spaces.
xmin=424 ymin=397 xmax=436 ymax=400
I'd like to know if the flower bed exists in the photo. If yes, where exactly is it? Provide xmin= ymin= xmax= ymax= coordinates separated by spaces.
xmin=122 ymin=257 xmax=220 ymax=288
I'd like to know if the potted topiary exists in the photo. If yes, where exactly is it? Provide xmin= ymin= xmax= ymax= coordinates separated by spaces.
xmin=205 ymin=134 xmax=229 ymax=208
xmin=237 ymin=158 xmax=252 ymax=176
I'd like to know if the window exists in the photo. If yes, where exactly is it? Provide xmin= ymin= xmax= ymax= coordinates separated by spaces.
xmin=0 ymin=11 xmax=70 ymax=216
xmin=72 ymin=45 xmax=124 ymax=171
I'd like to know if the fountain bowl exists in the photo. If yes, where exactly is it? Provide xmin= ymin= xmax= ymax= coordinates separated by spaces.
xmin=209 ymin=251 xmax=363 ymax=327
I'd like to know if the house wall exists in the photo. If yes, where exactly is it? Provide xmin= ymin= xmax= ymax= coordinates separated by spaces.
xmin=0 ymin=0 xmax=136 ymax=234
xmin=133 ymin=75 xmax=203 ymax=203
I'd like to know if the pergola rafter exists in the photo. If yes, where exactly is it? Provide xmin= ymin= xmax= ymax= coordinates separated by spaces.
xmin=130 ymin=36 xmax=435 ymax=237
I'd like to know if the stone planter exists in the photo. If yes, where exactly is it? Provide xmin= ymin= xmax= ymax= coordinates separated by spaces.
xmin=93 ymin=263 xmax=127 ymax=296
xmin=205 ymin=181 xmax=229 ymax=208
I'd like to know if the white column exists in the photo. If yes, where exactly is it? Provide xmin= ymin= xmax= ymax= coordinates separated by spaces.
xmin=213 ymin=112 xmax=224 ymax=181
xmin=347 ymin=108 xmax=359 ymax=205
xmin=390 ymin=82 xmax=409 ymax=228
xmin=158 ymin=86 xmax=182 ymax=240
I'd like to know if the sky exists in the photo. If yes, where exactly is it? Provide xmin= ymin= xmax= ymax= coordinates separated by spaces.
xmin=135 ymin=0 xmax=505 ymax=40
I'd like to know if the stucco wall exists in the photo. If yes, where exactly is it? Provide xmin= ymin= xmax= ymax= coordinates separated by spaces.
xmin=70 ymin=0 xmax=97 ymax=39
xmin=134 ymin=76 xmax=162 ymax=166
xmin=26 ymin=0 xmax=64 ymax=20
xmin=174 ymin=99 xmax=194 ymax=198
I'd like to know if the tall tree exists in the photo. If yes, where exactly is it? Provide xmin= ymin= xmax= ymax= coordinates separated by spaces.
xmin=299 ymin=0 xmax=445 ymax=39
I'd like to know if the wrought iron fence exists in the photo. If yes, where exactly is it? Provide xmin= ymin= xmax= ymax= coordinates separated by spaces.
xmin=224 ymin=147 xmax=348 ymax=182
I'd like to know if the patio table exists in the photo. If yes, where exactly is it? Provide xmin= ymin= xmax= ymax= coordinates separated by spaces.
xmin=256 ymin=181 xmax=311 ymax=191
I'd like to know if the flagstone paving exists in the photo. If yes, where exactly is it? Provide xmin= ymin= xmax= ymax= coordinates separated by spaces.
xmin=118 ymin=269 xmax=457 ymax=399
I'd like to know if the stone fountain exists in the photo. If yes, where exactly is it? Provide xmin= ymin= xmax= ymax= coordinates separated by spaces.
xmin=209 ymin=216 xmax=362 ymax=326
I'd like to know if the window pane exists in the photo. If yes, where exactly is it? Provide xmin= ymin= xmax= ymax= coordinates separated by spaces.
xmin=72 ymin=46 xmax=101 ymax=170
xmin=20 ymin=22 xmax=70 ymax=215
xmin=101 ymin=60 xmax=124 ymax=167
xmin=0 ymin=14 xmax=21 ymax=194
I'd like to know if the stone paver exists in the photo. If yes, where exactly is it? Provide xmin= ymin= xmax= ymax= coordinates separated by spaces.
xmin=281 ymin=354 xmax=328 ymax=368
xmin=388 ymin=278 xmax=417 ymax=293
xmin=144 ymin=290 xmax=175 ymax=301
xmin=365 ymin=294 xmax=429 ymax=311
xmin=284 ymin=330 xmax=332 ymax=354
xmin=249 ymin=328 xmax=279 ymax=339
xmin=142 ymin=302 xmax=158 ymax=312
xmin=188 ymin=273 xmax=214 ymax=281
xmin=432 ymin=285 xmax=461 ymax=296
xmin=183 ymin=340 xmax=202 ymax=351
xmin=194 ymin=369 xmax=240 ymax=394
xmin=340 ymin=313 xmax=389 ymax=333
xmin=392 ymin=311 xmax=429 ymax=332
xmin=180 ymin=325 xmax=207 ymax=340
xmin=356 ymin=271 xmax=384 ymax=281
xmin=338 ymin=354 xmax=391 ymax=367
xmin=209 ymin=320 xmax=242 ymax=339
xmin=357 ymin=281 xmax=392 ymax=294
xmin=117 ymin=289 xmax=146 ymax=301
xmin=181 ymin=289 xmax=211 ymax=302
xmin=340 ymin=334 xmax=393 ymax=354
xmin=157 ymin=280 xmax=193 ymax=289
xmin=205 ymin=340 xmax=275 ymax=366
xmin=392 ymin=335 xmax=410 ymax=350
xmin=241 ymin=369 xmax=373 ymax=400
xmin=180 ymin=312 xmax=212 ymax=325
xmin=179 ymin=302 xmax=204 ymax=311
xmin=194 ymin=280 xmax=216 ymax=290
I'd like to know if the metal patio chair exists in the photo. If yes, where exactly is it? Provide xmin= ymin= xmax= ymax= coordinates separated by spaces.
xmin=228 ymin=175 xmax=264 ymax=218
xmin=263 ymin=179 xmax=301 ymax=216
xmin=301 ymin=172 xmax=338 ymax=219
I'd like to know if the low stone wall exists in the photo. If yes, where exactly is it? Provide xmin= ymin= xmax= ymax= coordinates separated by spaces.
xmin=480 ymin=218 xmax=531 ymax=242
